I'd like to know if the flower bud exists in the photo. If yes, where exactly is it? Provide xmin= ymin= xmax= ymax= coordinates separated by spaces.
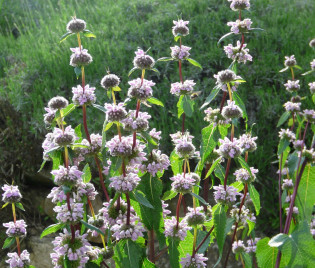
xmin=172 ymin=20 xmax=189 ymax=37
xmin=284 ymin=55 xmax=296 ymax=67
xmin=66 ymin=18 xmax=86 ymax=33
xmin=48 ymin=96 xmax=68 ymax=110
xmin=222 ymin=100 xmax=243 ymax=119
xmin=214 ymin=69 xmax=237 ymax=84
xmin=101 ymin=74 xmax=120 ymax=89
xmin=309 ymin=38 xmax=315 ymax=48
xmin=133 ymin=49 xmax=155 ymax=69
xmin=70 ymin=47 xmax=93 ymax=67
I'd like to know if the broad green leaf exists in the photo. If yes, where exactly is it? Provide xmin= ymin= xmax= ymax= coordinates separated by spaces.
xmin=132 ymin=190 xmax=154 ymax=208
xmin=205 ymin=157 xmax=222 ymax=179
xmin=167 ymin=238 xmax=180 ymax=268
xmin=83 ymin=29 xmax=96 ymax=38
xmin=217 ymin=32 xmax=234 ymax=45
xmin=178 ymin=230 xmax=194 ymax=261
xmin=82 ymin=164 xmax=91 ymax=183
xmin=104 ymin=122 xmax=113 ymax=131
xmin=157 ymin=57 xmax=173 ymax=62
xmin=246 ymin=219 xmax=255 ymax=236
xmin=2 ymin=237 xmax=15 ymax=249
xmin=214 ymin=164 xmax=225 ymax=184
xmin=162 ymin=190 xmax=178 ymax=200
xmin=170 ymin=150 xmax=183 ymax=175
xmin=200 ymin=124 xmax=217 ymax=169
xmin=190 ymin=192 xmax=208 ymax=205
xmin=182 ymin=96 xmax=194 ymax=117
xmin=147 ymin=97 xmax=164 ymax=107
xmin=293 ymin=65 xmax=302 ymax=70
xmin=114 ymin=240 xmax=143 ymax=268
xmin=200 ymin=86 xmax=220 ymax=110
xmin=237 ymin=156 xmax=253 ymax=177
xmin=248 ymin=184 xmax=260 ymax=215
xmin=241 ymin=252 xmax=253 ymax=268
xmin=50 ymin=150 xmax=63 ymax=180
xmin=196 ymin=230 xmax=212 ymax=253
xmin=74 ymin=124 xmax=82 ymax=142
xmin=112 ymin=86 xmax=121 ymax=91
xmin=40 ymin=223 xmax=65 ymax=238
xmin=296 ymin=164 xmax=315 ymax=222
xmin=174 ymin=35 xmax=181 ymax=42
xmin=277 ymin=111 xmax=291 ymax=127
xmin=233 ymin=92 xmax=248 ymax=121
xmin=230 ymin=181 xmax=244 ymax=192
xmin=187 ymin=58 xmax=202 ymax=69
xmin=85 ymin=261 xmax=99 ymax=268
xmin=142 ymin=258 xmax=156 ymax=268
xmin=92 ymin=104 xmax=106 ymax=113
xmin=141 ymin=131 xmax=158 ymax=146
xmin=269 ymin=233 xmax=289 ymax=247
xmin=74 ymin=67 xmax=81 ymax=78
xmin=16 ymin=202 xmax=25 ymax=211
xmin=60 ymin=31 xmax=74 ymax=43
xmin=80 ymin=220 xmax=105 ymax=236
xmin=256 ymin=237 xmax=279 ymax=268
xmin=277 ymin=138 xmax=291 ymax=155
xmin=214 ymin=204 xmax=227 ymax=255
xmin=177 ymin=95 xmax=184 ymax=118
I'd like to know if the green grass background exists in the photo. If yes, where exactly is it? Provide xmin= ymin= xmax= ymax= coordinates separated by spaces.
xmin=0 ymin=0 xmax=314 ymax=235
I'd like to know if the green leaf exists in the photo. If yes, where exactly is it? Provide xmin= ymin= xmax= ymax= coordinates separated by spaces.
xmin=241 ymin=252 xmax=253 ymax=268
xmin=214 ymin=164 xmax=225 ymax=184
xmin=82 ymin=164 xmax=91 ymax=183
xmin=187 ymin=58 xmax=202 ymax=69
xmin=256 ymin=237 xmax=279 ymax=268
xmin=2 ymin=237 xmax=15 ymax=249
xmin=167 ymin=238 xmax=180 ymax=268
xmin=248 ymin=184 xmax=260 ymax=215
xmin=174 ymin=35 xmax=181 ymax=42
xmin=83 ymin=29 xmax=96 ymax=38
xmin=60 ymin=31 xmax=74 ymax=43
xmin=234 ymin=79 xmax=246 ymax=83
xmin=80 ymin=220 xmax=105 ymax=236
xmin=101 ymin=119 xmax=107 ymax=149
xmin=279 ymin=66 xmax=289 ymax=73
xmin=142 ymin=258 xmax=156 ymax=268
xmin=50 ymin=150 xmax=63 ymax=179
xmin=74 ymin=67 xmax=81 ymax=78
xmin=293 ymin=65 xmax=302 ymax=70
xmin=237 ymin=156 xmax=253 ymax=177
xmin=157 ymin=57 xmax=173 ymax=62
xmin=85 ymin=262 xmax=99 ymax=268
xmin=233 ymin=92 xmax=248 ymax=121
xmin=74 ymin=124 xmax=82 ymax=142
xmin=2 ymin=202 xmax=9 ymax=209
xmin=302 ymin=69 xmax=315 ymax=76
xmin=182 ymin=96 xmax=194 ymax=117
xmin=296 ymin=164 xmax=315 ymax=222
xmin=246 ymin=219 xmax=255 ymax=236
xmin=132 ymin=190 xmax=154 ymax=208
xmin=150 ymin=68 xmax=160 ymax=74
xmin=141 ymin=131 xmax=158 ymax=146
xmin=190 ymin=192 xmax=208 ymax=205
xmin=277 ymin=111 xmax=291 ymax=127
xmin=114 ymin=240 xmax=143 ymax=268
xmin=128 ymin=67 xmax=138 ymax=76
xmin=177 ymin=95 xmax=184 ymax=118
xmin=104 ymin=121 xmax=113 ymax=131
xmin=147 ymin=97 xmax=164 ymax=107
xmin=217 ymin=32 xmax=234 ymax=45
xmin=250 ymin=27 xmax=265 ymax=31
xmin=277 ymin=138 xmax=291 ymax=155
xmin=38 ymin=160 xmax=47 ymax=172
xmin=214 ymin=204 xmax=227 ymax=255
xmin=205 ymin=157 xmax=222 ymax=179
xmin=200 ymin=86 xmax=220 ymax=110
xmin=162 ymin=190 xmax=178 ymax=200
xmin=230 ymin=181 xmax=244 ymax=192
xmin=200 ymin=124 xmax=217 ymax=170
xmin=15 ymin=202 xmax=25 ymax=211
xmin=269 ymin=233 xmax=289 ymax=247
xmin=40 ymin=223 xmax=65 ymax=238
xmin=92 ymin=104 xmax=106 ymax=113
xmin=170 ymin=150 xmax=183 ymax=175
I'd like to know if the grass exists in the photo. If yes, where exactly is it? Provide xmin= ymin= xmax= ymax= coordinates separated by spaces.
xmin=0 ymin=0 xmax=314 ymax=235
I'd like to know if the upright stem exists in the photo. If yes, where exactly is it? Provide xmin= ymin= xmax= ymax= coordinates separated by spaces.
xmin=94 ymin=155 xmax=110 ymax=202
xmin=176 ymin=194 xmax=183 ymax=229
xmin=82 ymin=104 xmax=91 ymax=143
xmin=220 ymin=92 xmax=228 ymax=113
xmin=290 ymin=67 xmax=295 ymax=80
xmin=182 ymin=113 xmax=186 ymax=134
xmin=149 ymin=229 xmax=155 ymax=263
xmin=126 ymin=192 xmax=131 ymax=226
xmin=66 ymin=193 xmax=76 ymax=243
xmin=203 ymin=164 xmax=210 ymax=211
xmin=12 ymin=203 xmax=21 ymax=256
xmin=224 ymin=158 xmax=232 ymax=190
xmin=194 ymin=225 xmax=214 ymax=254
xmin=278 ymin=153 xmax=283 ymax=233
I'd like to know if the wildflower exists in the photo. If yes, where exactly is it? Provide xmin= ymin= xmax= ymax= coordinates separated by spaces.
xmin=216 ymin=137 xmax=241 ymax=159
xmin=230 ymin=205 xmax=254 ymax=224
xmin=162 ymin=201 xmax=171 ymax=218
xmin=310 ymin=38 xmax=315 ymax=48
xmin=285 ymin=206 xmax=299 ymax=215
xmin=213 ymin=184 xmax=238 ymax=204
xmin=54 ymin=201 xmax=84 ymax=223
xmin=105 ymin=103 xmax=127 ymax=122
xmin=284 ymin=101 xmax=301 ymax=112
xmin=47 ymin=186 xmax=67 ymax=203
xmin=48 ymin=96 xmax=69 ymax=110
xmin=293 ymin=139 xmax=304 ymax=151
xmin=214 ymin=69 xmax=238 ymax=85
xmin=111 ymin=215 xmax=145 ymax=241
xmin=303 ymin=109 xmax=315 ymax=123
xmin=79 ymin=133 xmax=102 ymax=155
xmin=228 ymin=0 xmax=250 ymax=11
xmin=170 ymin=131 xmax=194 ymax=144
xmin=42 ymin=132 xmax=57 ymax=160
xmin=72 ymin=84 xmax=96 ymax=106
xmin=53 ymin=125 xmax=77 ymax=146
xmin=238 ymin=133 xmax=257 ymax=152
xmin=44 ymin=107 xmax=56 ymax=124
xmin=100 ymin=247 xmax=114 ymax=260
xmin=301 ymin=148 xmax=315 ymax=164
xmin=309 ymin=82 xmax=315 ymax=94
xmin=279 ymin=128 xmax=295 ymax=142
xmin=232 ymin=240 xmax=246 ymax=254
xmin=170 ymin=80 xmax=196 ymax=96
xmin=180 ymin=253 xmax=208 ymax=268
xmin=75 ymin=181 xmax=98 ymax=201
xmin=164 ymin=217 xmax=191 ymax=240
xmin=172 ymin=19 xmax=189 ymax=36
xmin=133 ymin=49 xmax=155 ymax=69
xmin=51 ymin=165 xmax=83 ymax=186
xmin=6 ymin=250 xmax=30 ymax=268
xmin=102 ymin=160 xmax=112 ymax=176
xmin=149 ymin=128 xmax=162 ymax=141
xmin=122 ymin=110 xmax=151 ymax=132
xmin=127 ymin=78 xmax=155 ymax=100
xmin=222 ymin=82 xmax=239 ymax=92
xmin=101 ymin=73 xmax=120 ymax=89
xmin=175 ymin=137 xmax=196 ymax=159
xmin=87 ymin=214 xmax=106 ymax=237
xmin=66 ymin=18 xmax=86 ymax=33
xmin=222 ymin=100 xmax=243 ymax=119
xmin=227 ymin=18 xmax=252 ymax=34
xmin=310 ymin=59 xmax=315 ymax=70
xmin=170 ymin=45 xmax=191 ymax=60
xmin=282 ymin=179 xmax=293 ymax=191
xmin=284 ymin=55 xmax=297 ymax=67
xmin=140 ymin=149 xmax=170 ymax=177
xmin=109 ymin=172 xmax=140 ymax=192
xmin=85 ymin=246 xmax=101 ymax=261
xmin=2 ymin=185 xmax=22 ymax=203
xmin=51 ymin=229 xmax=90 ymax=268
xmin=70 ymin=47 xmax=93 ymax=67
xmin=224 ymin=41 xmax=252 ymax=63
xmin=106 ymin=135 xmax=133 ymax=157
xmin=246 ymin=238 xmax=260 ymax=253
xmin=234 ymin=167 xmax=258 ymax=183
xmin=204 ymin=108 xmax=230 ymax=126
xmin=100 ymin=200 xmax=131 ymax=226
xmin=184 ymin=206 xmax=206 ymax=226
xmin=3 ymin=220 xmax=27 ymax=237
xmin=170 ymin=173 xmax=196 ymax=194
xmin=284 ymin=80 xmax=300 ymax=92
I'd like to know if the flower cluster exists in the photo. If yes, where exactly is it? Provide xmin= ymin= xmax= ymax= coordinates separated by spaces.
xmin=216 ymin=137 xmax=241 ymax=158
xmin=170 ymin=173 xmax=196 ymax=194
xmin=180 ymin=253 xmax=208 ymax=267
xmin=72 ymin=84 xmax=96 ymax=106
xmin=133 ymin=49 xmax=155 ymax=69
xmin=3 ymin=220 xmax=27 ymax=237
xmin=105 ymin=103 xmax=127 ymax=122
xmin=122 ymin=110 xmax=151 ymax=132
xmin=171 ymin=45 xmax=191 ymax=60
xmin=213 ymin=185 xmax=239 ymax=204
xmin=127 ymin=78 xmax=155 ymax=100
xmin=164 ymin=217 xmax=191 ymax=240
xmin=109 ymin=172 xmax=141 ymax=192
xmin=70 ymin=47 xmax=93 ymax=67
xmin=2 ymin=184 xmax=22 ymax=203
xmin=234 ymin=167 xmax=258 ymax=183
xmin=227 ymin=18 xmax=252 ymax=34
xmin=172 ymin=19 xmax=189 ymax=36
xmin=170 ymin=80 xmax=196 ymax=96
xmin=140 ymin=149 xmax=170 ymax=176
xmin=224 ymin=41 xmax=252 ymax=64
